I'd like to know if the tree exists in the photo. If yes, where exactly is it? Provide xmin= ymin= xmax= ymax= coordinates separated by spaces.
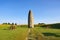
xmin=38 ymin=23 xmax=45 ymax=27
xmin=2 ymin=23 xmax=7 ymax=25
xmin=15 ymin=23 xmax=17 ymax=25
xmin=9 ymin=23 xmax=15 ymax=30
xmin=11 ymin=23 xmax=14 ymax=25
xmin=8 ymin=23 xmax=10 ymax=25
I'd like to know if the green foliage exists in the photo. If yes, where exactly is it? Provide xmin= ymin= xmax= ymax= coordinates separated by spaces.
xmin=2 ymin=23 xmax=8 ymax=25
xmin=50 ymin=23 xmax=60 ymax=29
xmin=38 ymin=23 xmax=45 ymax=25
xmin=40 ymin=23 xmax=60 ymax=29
xmin=2 ymin=23 xmax=17 ymax=25
xmin=15 ymin=23 xmax=17 ymax=25
xmin=11 ymin=23 xmax=14 ymax=25
xmin=8 ymin=23 xmax=11 ymax=25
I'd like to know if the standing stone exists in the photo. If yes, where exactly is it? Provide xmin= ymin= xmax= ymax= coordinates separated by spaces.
xmin=28 ymin=10 xmax=34 ymax=28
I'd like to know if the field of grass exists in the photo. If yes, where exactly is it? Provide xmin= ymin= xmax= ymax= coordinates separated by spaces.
xmin=33 ymin=27 xmax=60 ymax=40
xmin=0 ymin=25 xmax=60 ymax=40
xmin=0 ymin=25 xmax=28 ymax=40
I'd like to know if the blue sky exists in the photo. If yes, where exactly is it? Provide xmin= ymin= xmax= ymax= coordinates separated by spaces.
xmin=0 ymin=0 xmax=60 ymax=24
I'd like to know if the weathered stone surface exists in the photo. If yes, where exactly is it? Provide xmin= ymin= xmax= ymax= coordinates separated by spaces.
xmin=28 ymin=10 xmax=34 ymax=28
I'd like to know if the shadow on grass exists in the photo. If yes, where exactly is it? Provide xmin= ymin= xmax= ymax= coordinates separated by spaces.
xmin=42 ymin=33 xmax=60 ymax=37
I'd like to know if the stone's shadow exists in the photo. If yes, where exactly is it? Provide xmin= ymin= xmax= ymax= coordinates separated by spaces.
xmin=42 ymin=33 xmax=60 ymax=37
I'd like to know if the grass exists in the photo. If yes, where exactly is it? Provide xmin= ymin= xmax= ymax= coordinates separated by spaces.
xmin=0 ymin=25 xmax=60 ymax=40
xmin=0 ymin=25 xmax=28 ymax=40
xmin=34 ymin=27 xmax=60 ymax=40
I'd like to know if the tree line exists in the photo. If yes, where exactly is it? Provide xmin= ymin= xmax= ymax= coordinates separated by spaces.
xmin=2 ymin=23 xmax=17 ymax=25
xmin=38 ymin=23 xmax=60 ymax=29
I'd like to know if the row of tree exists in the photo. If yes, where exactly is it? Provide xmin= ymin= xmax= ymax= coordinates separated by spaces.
xmin=34 ymin=23 xmax=60 ymax=29
xmin=2 ymin=23 xmax=17 ymax=25
xmin=38 ymin=23 xmax=60 ymax=29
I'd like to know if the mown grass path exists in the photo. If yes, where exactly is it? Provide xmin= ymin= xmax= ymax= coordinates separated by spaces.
xmin=27 ymin=28 xmax=44 ymax=40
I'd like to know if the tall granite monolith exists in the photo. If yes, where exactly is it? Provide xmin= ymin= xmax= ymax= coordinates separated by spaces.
xmin=28 ymin=10 xmax=34 ymax=28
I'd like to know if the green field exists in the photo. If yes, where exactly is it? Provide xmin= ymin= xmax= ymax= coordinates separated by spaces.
xmin=33 ymin=27 xmax=60 ymax=40
xmin=0 ymin=25 xmax=28 ymax=40
xmin=0 ymin=25 xmax=60 ymax=40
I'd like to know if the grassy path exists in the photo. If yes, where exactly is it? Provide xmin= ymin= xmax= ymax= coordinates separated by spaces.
xmin=27 ymin=28 xmax=44 ymax=40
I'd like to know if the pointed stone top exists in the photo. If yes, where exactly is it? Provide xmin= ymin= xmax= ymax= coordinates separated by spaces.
xmin=29 ymin=10 xmax=32 ymax=11
xmin=29 ymin=10 xmax=32 ymax=14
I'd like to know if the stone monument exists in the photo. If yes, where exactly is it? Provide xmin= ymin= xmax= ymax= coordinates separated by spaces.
xmin=28 ymin=10 xmax=34 ymax=28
